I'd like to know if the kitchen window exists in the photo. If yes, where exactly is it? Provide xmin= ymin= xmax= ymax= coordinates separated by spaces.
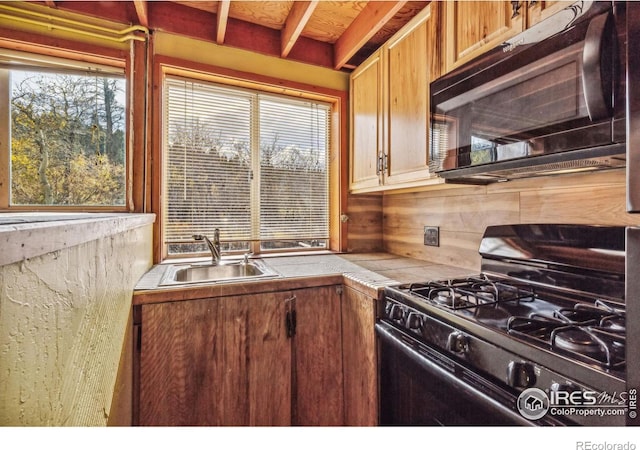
xmin=0 ymin=50 xmax=127 ymax=208
xmin=163 ymin=75 xmax=332 ymax=257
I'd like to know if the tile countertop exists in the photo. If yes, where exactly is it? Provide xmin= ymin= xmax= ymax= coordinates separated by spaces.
xmin=133 ymin=252 xmax=477 ymax=305
xmin=338 ymin=253 xmax=477 ymax=284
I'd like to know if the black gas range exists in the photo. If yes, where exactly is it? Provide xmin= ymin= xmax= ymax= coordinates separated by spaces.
xmin=377 ymin=224 xmax=629 ymax=426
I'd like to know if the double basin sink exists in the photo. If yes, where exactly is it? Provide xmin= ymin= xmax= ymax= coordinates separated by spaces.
xmin=159 ymin=259 xmax=280 ymax=286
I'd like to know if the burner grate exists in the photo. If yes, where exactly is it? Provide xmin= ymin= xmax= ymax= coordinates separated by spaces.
xmin=507 ymin=300 xmax=626 ymax=369
xmin=407 ymin=276 xmax=536 ymax=310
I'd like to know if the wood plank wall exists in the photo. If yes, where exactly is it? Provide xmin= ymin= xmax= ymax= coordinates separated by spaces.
xmin=345 ymin=193 xmax=384 ymax=253
xmin=348 ymin=169 xmax=638 ymax=271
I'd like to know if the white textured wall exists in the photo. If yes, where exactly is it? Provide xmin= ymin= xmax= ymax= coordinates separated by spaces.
xmin=0 ymin=220 xmax=153 ymax=426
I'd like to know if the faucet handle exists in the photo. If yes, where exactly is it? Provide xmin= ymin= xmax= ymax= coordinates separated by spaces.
xmin=243 ymin=252 xmax=253 ymax=264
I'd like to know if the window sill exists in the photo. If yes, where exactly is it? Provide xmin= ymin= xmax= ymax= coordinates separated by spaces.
xmin=161 ymin=249 xmax=336 ymax=265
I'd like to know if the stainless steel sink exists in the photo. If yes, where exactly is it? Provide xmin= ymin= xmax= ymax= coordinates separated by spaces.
xmin=159 ymin=259 xmax=280 ymax=286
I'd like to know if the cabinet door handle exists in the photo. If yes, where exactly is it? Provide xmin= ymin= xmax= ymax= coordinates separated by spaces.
xmin=377 ymin=154 xmax=383 ymax=174
xmin=289 ymin=310 xmax=297 ymax=337
xmin=511 ymin=1 xmax=521 ymax=18
xmin=285 ymin=295 xmax=297 ymax=338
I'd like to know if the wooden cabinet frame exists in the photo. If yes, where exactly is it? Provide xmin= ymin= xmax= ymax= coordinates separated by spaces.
xmin=349 ymin=3 xmax=444 ymax=193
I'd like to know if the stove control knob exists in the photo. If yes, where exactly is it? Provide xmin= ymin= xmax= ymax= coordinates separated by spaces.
xmin=447 ymin=332 xmax=469 ymax=354
xmin=384 ymin=302 xmax=394 ymax=317
xmin=389 ymin=304 xmax=405 ymax=321
xmin=507 ymin=361 xmax=537 ymax=388
xmin=406 ymin=312 xmax=423 ymax=331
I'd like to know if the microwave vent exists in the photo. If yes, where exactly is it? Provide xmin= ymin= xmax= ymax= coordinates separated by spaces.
xmin=436 ymin=144 xmax=626 ymax=185
xmin=502 ymin=156 xmax=624 ymax=176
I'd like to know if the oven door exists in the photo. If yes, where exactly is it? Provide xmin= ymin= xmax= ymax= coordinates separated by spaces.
xmin=376 ymin=322 xmax=561 ymax=426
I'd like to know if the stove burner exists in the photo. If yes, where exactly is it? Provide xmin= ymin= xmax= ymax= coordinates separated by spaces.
xmin=600 ymin=315 xmax=625 ymax=332
xmin=552 ymin=327 xmax=604 ymax=355
xmin=434 ymin=289 xmax=459 ymax=306
xmin=572 ymin=300 xmax=626 ymax=333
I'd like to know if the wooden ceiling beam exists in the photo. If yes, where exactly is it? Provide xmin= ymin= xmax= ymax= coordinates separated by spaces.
xmin=216 ymin=0 xmax=231 ymax=45
xmin=281 ymin=1 xmax=319 ymax=58
xmin=333 ymin=1 xmax=407 ymax=69
xmin=133 ymin=0 xmax=149 ymax=27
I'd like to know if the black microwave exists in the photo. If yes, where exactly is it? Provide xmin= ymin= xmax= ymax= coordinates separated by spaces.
xmin=430 ymin=1 xmax=627 ymax=184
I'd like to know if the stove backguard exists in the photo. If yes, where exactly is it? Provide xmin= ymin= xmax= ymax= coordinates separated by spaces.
xmin=478 ymin=224 xmax=626 ymax=305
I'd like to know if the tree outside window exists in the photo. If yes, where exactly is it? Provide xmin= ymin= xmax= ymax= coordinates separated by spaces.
xmin=9 ymin=69 xmax=126 ymax=206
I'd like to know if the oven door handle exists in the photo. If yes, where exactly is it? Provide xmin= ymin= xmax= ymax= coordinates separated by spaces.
xmin=375 ymin=322 xmax=546 ymax=426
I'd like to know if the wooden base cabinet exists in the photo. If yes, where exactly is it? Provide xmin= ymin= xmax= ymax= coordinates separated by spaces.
xmin=341 ymin=285 xmax=379 ymax=426
xmin=134 ymin=284 xmax=344 ymax=426
xmin=136 ymin=292 xmax=292 ymax=426
xmin=292 ymin=285 xmax=344 ymax=426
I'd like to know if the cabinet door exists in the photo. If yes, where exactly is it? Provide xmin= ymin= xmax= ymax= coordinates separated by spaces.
xmin=384 ymin=3 xmax=440 ymax=186
xmin=527 ymin=1 xmax=572 ymax=28
xmin=292 ymin=285 xmax=344 ymax=426
xmin=444 ymin=1 xmax=525 ymax=72
xmin=138 ymin=298 xmax=223 ymax=425
xmin=222 ymin=292 xmax=292 ymax=426
xmin=342 ymin=285 xmax=378 ymax=426
xmin=349 ymin=52 xmax=383 ymax=191
xmin=138 ymin=293 xmax=291 ymax=426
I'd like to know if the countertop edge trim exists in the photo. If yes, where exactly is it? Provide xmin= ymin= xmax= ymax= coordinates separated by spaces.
xmin=0 ymin=213 xmax=156 ymax=266
xmin=133 ymin=273 xmax=346 ymax=305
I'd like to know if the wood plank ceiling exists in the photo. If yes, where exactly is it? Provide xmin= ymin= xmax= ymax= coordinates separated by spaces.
xmin=40 ymin=1 xmax=430 ymax=70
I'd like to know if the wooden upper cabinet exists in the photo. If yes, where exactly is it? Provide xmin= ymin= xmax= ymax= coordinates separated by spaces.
xmin=349 ymin=3 xmax=441 ymax=193
xmin=349 ymin=52 xmax=384 ymax=192
xmin=444 ymin=1 xmax=525 ymax=72
xmin=349 ymin=1 xmax=575 ymax=193
xmin=444 ymin=1 xmax=574 ymax=73
xmin=527 ymin=1 xmax=573 ymax=28
xmin=383 ymin=3 xmax=440 ymax=186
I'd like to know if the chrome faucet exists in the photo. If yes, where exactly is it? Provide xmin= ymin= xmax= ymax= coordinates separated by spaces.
xmin=193 ymin=229 xmax=221 ymax=265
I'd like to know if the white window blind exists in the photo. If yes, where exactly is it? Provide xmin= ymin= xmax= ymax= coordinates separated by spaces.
xmin=163 ymin=76 xmax=330 ymax=256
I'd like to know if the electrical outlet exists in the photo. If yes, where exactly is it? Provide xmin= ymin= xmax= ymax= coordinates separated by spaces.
xmin=424 ymin=226 xmax=440 ymax=247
